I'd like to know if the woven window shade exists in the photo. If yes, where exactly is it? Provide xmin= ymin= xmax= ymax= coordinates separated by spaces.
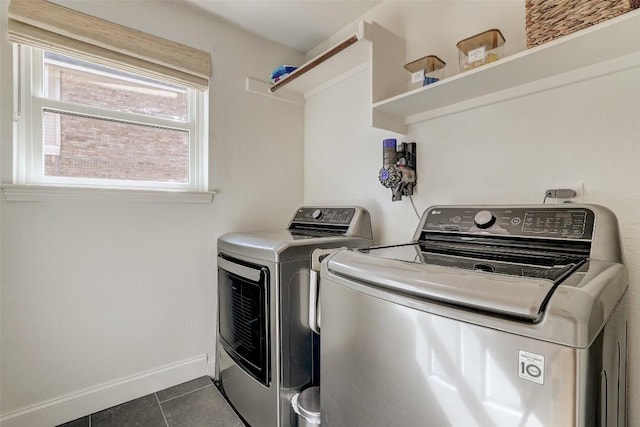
xmin=8 ymin=0 xmax=211 ymax=90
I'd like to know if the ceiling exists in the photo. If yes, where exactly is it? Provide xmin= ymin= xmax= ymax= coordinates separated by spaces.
xmin=183 ymin=0 xmax=382 ymax=52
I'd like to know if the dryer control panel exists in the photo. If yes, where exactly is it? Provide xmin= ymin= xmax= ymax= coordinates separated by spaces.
xmin=292 ymin=207 xmax=356 ymax=225
xmin=287 ymin=207 xmax=372 ymax=239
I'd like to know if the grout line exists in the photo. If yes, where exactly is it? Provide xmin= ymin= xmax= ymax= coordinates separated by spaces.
xmin=157 ymin=383 xmax=213 ymax=404
xmin=155 ymin=393 xmax=170 ymax=427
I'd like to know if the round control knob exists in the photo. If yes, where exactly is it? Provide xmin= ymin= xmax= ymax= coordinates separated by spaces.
xmin=312 ymin=209 xmax=323 ymax=220
xmin=474 ymin=210 xmax=496 ymax=229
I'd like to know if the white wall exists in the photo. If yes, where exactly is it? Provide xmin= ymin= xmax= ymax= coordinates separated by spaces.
xmin=304 ymin=1 xmax=640 ymax=425
xmin=0 ymin=1 xmax=304 ymax=425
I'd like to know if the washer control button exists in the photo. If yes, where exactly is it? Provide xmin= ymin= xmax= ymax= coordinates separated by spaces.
xmin=474 ymin=210 xmax=497 ymax=229
xmin=312 ymin=209 xmax=323 ymax=220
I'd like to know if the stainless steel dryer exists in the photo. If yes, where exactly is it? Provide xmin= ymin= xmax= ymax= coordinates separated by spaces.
xmin=216 ymin=206 xmax=373 ymax=427
xmin=319 ymin=204 xmax=627 ymax=427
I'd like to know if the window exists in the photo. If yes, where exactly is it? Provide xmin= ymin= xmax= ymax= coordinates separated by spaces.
xmin=7 ymin=0 xmax=211 ymax=192
xmin=15 ymin=47 xmax=208 ymax=191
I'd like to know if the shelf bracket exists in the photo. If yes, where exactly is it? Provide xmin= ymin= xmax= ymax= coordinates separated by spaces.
xmin=245 ymin=77 xmax=304 ymax=105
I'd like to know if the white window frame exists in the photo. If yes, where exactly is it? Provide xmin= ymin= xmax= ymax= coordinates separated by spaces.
xmin=14 ymin=45 xmax=208 ymax=192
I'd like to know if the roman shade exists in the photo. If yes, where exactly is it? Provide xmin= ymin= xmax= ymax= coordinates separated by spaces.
xmin=7 ymin=0 xmax=211 ymax=90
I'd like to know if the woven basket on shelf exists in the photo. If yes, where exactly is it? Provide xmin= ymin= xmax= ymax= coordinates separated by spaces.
xmin=526 ymin=0 xmax=640 ymax=48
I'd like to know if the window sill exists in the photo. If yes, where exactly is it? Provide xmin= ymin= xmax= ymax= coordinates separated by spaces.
xmin=1 ymin=185 xmax=216 ymax=203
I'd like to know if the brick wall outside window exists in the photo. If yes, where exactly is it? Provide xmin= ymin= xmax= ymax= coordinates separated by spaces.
xmin=43 ymin=65 xmax=189 ymax=183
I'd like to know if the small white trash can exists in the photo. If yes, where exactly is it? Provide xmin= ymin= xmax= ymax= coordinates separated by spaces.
xmin=292 ymin=386 xmax=321 ymax=426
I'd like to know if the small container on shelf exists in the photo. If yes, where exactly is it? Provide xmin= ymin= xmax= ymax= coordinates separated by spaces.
xmin=403 ymin=55 xmax=446 ymax=90
xmin=456 ymin=29 xmax=505 ymax=72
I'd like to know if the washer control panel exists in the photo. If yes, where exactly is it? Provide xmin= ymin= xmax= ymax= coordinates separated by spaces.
xmin=424 ymin=207 xmax=595 ymax=239
xmin=292 ymin=207 xmax=356 ymax=226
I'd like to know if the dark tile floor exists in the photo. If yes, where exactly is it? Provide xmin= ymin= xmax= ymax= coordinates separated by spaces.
xmin=57 ymin=376 xmax=245 ymax=427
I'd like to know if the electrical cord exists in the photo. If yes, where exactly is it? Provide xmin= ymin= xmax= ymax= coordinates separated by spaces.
xmin=542 ymin=194 xmax=549 ymax=204
xmin=409 ymin=194 xmax=421 ymax=220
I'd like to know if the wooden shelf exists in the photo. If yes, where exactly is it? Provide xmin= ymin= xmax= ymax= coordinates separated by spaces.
xmin=270 ymin=34 xmax=361 ymax=93
xmin=373 ymin=9 xmax=640 ymax=133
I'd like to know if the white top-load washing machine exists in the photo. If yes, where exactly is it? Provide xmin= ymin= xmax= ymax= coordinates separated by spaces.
xmin=216 ymin=206 xmax=373 ymax=427
xmin=319 ymin=204 xmax=627 ymax=427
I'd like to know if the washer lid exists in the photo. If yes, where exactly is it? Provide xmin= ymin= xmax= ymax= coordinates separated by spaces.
xmin=323 ymin=249 xmax=627 ymax=347
xmin=325 ymin=248 xmax=556 ymax=321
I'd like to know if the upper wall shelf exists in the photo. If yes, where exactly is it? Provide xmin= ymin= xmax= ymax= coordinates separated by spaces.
xmin=254 ymin=10 xmax=640 ymax=134
xmin=262 ymin=21 xmax=406 ymax=105
xmin=373 ymin=9 xmax=640 ymax=132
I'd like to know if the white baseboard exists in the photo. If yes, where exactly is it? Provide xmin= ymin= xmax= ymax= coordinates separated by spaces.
xmin=0 ymin=355 xmax=208 ymax=427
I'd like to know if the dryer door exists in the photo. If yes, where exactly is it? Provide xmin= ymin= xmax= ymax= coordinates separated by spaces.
xmin=218 ymin=254 xmax=270 ymax=386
